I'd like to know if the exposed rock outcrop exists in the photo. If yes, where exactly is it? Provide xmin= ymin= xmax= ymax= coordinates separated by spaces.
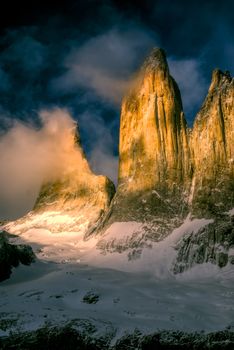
xmin=94 ymin=48 xmax=191 ymax=241
xmin=119 ymin=48 xmax=191 ymax=191
xmin=6 ymin=126 xmax=115 ymax=234
xmin=0 ymin=230 xmax=35 ymax=282
xmin=1 ymin=324 xmax=234 ymax=349
xmin=173 ymin=69 xmax=234 ymax=272
xmin=174 ymin=214 xmax=234 ymax=273
xmin=191 ymin=69 xmax=234 ymax=216
xmin=94 ymin=50 xmax=234 ymax=266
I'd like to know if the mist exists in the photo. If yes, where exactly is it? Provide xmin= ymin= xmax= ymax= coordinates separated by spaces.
xmin=51 ymin=26 xmax=157 ymax=106
xmin=0 ymin=108 xmax=84 ymax=220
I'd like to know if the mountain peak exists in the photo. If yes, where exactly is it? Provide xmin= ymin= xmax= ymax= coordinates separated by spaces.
xmin=97 ymin=47 xmax=191 ymax=237
xmin=209 ymin=68 xmax=233 ymax=92
xmin=142 ymin=47 xmax=168 ymax=73
xmin=14 ymin=122 xmax=115 ymax=234
xmin=191 ymin=65 xmax=234 ymax=216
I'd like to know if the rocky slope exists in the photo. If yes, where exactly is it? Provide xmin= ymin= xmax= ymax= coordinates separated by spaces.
xmin=6 ymin=126 xmax=115 ymax=234
xmin=0 ymin=230 xmax=35 ymax=281
xmin=1 ymin=324 xmax=233 ymax=350
xmin=174 ymin=212 xmax=234 ymax=273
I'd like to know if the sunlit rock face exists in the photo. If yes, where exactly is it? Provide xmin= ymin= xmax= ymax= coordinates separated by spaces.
xmin=7 ymin=128 xmax=115 ymax=234
xmin=94 ymin=51 xmax=234 ymax=262
xmin=173 ymin=70 xmax=234 ymax=273
xmin=191 ymin=70 xmax=234 ymax=216
xmin=119 ymin=48 xmax=191 ymax=191
xmin=96 ymin=48 xmax=191 ymax=241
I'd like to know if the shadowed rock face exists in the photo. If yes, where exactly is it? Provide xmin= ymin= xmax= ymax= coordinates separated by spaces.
xmin=0 ymin=231 xmax=35 ymax=282
xmin=191 ymin=70 xmax=234 ymax=216
xmin=174 ymin=216 xmax=234 ymax=273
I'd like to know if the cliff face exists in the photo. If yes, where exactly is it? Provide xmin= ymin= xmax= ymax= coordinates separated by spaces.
xmin=119 ymin=48 xmax=191 ymax=191
xmin=173 ymin=69 xmax=234 ymax=273
xmin=106 ymin=55 xmax=234 ymax=228
xmin=9 ymin=127 xmax=115 ymax=234
xmin=94 ymin=50 xmax=234 ymax=260
xmin=191 ymin=70 xmax=234 ymax=216
xmin=96 ymin=49 xmax=191 ymax=239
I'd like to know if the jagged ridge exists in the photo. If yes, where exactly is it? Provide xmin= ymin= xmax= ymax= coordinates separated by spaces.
xmin=92 ymin=48 xmax=192 ymax=240
xmin=7 ymin=48 xmax=234 ymax=273
xmin=8 ymin=125 xmax=115 ymax=234
xmin=89 ymin=49 xmax=234 ymax=269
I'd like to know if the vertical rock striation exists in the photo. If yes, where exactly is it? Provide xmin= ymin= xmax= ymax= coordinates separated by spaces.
xmin=96 ymin=48 xmax=192 ymax=241
xmin=94 ymin=50 xmax=234 ymax=263
xmin=173 ymin=70 xmax=234 ymax=273
xmin=119 ymin=48 xmax=191 ymax=191
xmin=191 ymin=69 xmax=234 ymax=216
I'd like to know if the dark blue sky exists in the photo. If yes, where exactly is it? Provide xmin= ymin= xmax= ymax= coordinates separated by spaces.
xmin=0 ymin=0 xmax=233 ymax=179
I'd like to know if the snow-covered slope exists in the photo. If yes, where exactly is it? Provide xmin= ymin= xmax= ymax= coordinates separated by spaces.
xmin=3 ymin=213 xmax=210 ymax=270
xmin=1 ymin=209 xmax=234 ymax=339
xmin=0 ymin=241 xmax=233 ymax=339
xmin=4 ymin=209 xmax=234 ymax=274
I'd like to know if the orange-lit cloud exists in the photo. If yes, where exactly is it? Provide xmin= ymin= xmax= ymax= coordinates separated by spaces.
xmin=0 ymin=108 xmax=84 ymax=220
